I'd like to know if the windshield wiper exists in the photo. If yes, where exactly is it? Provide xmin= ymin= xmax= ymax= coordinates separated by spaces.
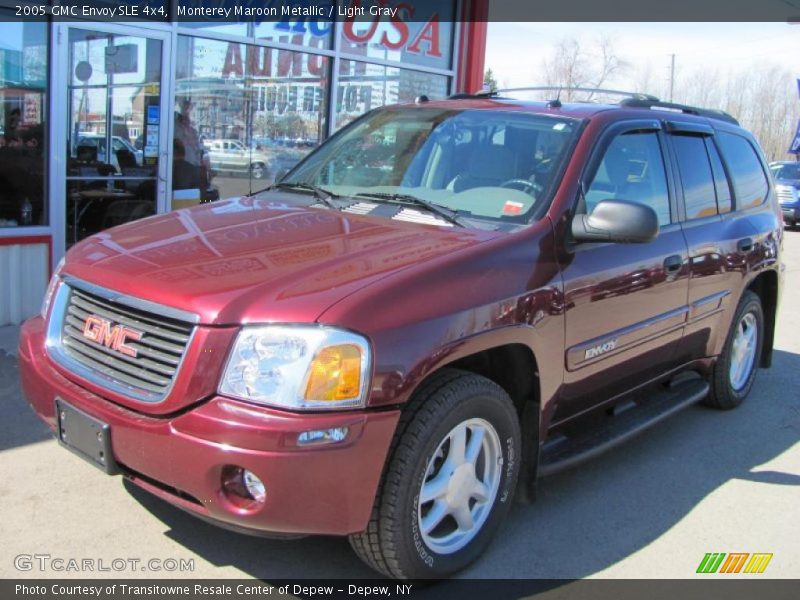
xmin=264 ymin=181 xmax=340 ymax=210
xmin=354 ymin=192 xmax=467 ymax=228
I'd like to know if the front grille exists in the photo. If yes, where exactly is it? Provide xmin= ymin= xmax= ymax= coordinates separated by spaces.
xmin=776 ymin=185 xmax=796 ymax=204
xmin=58 ymin=285 xmax=194 ymax=400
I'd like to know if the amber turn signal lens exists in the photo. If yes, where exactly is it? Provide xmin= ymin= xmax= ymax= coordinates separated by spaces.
xmin=304 ymin=344 xmax=362 ymax=401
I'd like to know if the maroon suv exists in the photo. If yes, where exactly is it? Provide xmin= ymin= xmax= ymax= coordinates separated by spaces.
xmin=19 ymin=92 xmax=783 ymax=579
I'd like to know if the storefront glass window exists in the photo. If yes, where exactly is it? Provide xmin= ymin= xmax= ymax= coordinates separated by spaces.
xmin=338 ymin=0 xmax=455 ymax=71
xmin=0 ymin=15 xmax=48 ymax=228
xmin=254 ymin=16 xmax=334 ymax=50
xmin=175 ymin=35 xmax=329 ymax=204
xmin=336 ymin=61 xmax=449 ymax=130
xmin=66 ymin=29 xmax=163 ymax=247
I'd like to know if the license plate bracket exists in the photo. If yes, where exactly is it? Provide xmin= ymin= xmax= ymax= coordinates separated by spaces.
xmin=55 ymin=398 xmax=119 ymax=475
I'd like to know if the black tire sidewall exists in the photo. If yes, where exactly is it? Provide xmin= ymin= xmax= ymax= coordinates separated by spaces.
xmin=392 ymin=391 xmax=520 ymax=579
xmin=716 ymin=293 xmax=764 ymax=406
xmin=251 ymin=163 xmax=266 ymax=179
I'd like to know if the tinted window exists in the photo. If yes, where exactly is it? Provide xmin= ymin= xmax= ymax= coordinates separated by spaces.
xmin=672 ymin=135 xmax=717 ymax=220
xmin=707 ymin=140 xmax=732 ymax=214
xmin=585 ymin=131 xmax=671 ymax=226
xmin=717 ymin=132 xmax=769 ymax=209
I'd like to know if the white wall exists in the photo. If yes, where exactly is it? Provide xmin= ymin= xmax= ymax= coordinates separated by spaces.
xmin=0 ymin=243 xmax=49 ymax=326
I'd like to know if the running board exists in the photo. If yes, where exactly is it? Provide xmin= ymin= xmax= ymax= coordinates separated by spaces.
xmin=539 ymin=379 xmax=709 ymax=477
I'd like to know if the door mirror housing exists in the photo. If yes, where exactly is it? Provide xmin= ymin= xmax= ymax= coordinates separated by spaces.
xmin=572 ymin=199 xmax=659 ymax=244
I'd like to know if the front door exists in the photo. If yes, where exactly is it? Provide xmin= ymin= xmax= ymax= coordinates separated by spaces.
xmin=56 ymin=24 xmax=171 ymax=251
xmin=556 ymin=122 xmax=691 ymax=424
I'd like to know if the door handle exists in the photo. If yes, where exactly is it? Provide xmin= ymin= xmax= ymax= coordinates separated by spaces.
xmin=737 ymin=237 xmax=754 ymax=252
xmin=664 ymin=254 xmax=682 ymax=273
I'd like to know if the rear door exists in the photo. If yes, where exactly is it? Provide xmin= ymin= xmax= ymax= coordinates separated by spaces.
xmin=666 ymin=124 xmax=772 ymax=364
xmin=557 ymin=120 xmax=690 ymax=424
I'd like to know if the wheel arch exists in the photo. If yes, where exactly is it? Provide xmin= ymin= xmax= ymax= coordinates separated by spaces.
xmin=400 ymin=329 xmax=545 ymax=503
xmin=746 ymin=269 xmax=779 ymax=368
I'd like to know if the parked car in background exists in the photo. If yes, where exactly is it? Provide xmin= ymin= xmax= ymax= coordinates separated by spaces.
xmin=770 ymin=160 xmax=800 ymax=228
xmin=203 ymin=139 xmax=271 ymax=180
xmin=20 ymin=91 xmax=783 ymax=580
xmin=75 ymin=134 xmax=143 ymax=170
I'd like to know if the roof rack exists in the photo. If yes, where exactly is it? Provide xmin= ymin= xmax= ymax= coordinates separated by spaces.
xmin=450 ymin=86 xmax=659 ymax=102
xmin=447 ymin=86 xmax=740 ymax=126
xmin=618 ymin=98 xmax=740 ymax=126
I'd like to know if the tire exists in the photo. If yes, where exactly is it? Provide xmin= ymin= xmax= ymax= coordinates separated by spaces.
xmin=250 ymin=162 xmax=267 ymax=180
xmin=349 ymin=369 xmax=521 ymax=579
xmin=704 ymin=290 xmax=764 ymax=409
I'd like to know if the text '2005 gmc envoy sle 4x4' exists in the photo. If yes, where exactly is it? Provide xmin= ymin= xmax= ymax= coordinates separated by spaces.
xmin=20 ymin=89 xmax=783 ymax=579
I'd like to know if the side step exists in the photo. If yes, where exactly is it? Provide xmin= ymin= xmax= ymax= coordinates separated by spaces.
xmin=539 ymin=379 xmax=709 ymax=477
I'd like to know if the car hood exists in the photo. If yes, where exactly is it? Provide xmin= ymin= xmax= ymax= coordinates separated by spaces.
xmin=62 ymin=194 xmax=501 ymax=325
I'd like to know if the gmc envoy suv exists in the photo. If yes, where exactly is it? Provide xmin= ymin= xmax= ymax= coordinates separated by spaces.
xmin=19 ymin=90 xmax=783 ymax=579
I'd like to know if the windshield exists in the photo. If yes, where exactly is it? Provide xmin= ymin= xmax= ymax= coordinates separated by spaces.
xmin=771 ymin=163 xmax=800 ymax=180
xmin=281 ymin=107 xmax=580 ymax=226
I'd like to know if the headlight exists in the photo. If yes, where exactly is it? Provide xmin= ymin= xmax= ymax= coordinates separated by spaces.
xmin=219 ymin=325 xmax=371 ymax=411
xmin=40 ymin=257 xmax=66 ymax=319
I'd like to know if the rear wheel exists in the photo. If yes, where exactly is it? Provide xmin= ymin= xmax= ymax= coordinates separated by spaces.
xmin=349 ymin=369 xmax=520 ymax=579
xmin=705 ymin=290 xmax=764 ymax=409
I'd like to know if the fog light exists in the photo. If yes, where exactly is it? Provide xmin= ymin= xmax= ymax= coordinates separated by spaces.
xmin=297 ymin=426 xmax=349 ymax=446
xmin=221 ymin=466 xmax=266 ymax=505
xmin=242 ymin=470 xmax=266 ymax=502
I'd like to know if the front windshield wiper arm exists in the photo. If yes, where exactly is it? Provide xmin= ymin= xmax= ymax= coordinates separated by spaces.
xmin=354 ymin=192 xmax=467 ymax=228
xmin=263 ymin=181 xmax=340 ymax=210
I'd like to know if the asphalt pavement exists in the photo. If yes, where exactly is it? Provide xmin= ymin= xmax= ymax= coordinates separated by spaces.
xmin=1 ymin=232 xmax=798 ymax=581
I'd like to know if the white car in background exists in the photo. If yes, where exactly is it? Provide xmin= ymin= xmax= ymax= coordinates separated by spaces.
xmin=203 ymin=139 xmax=271 ymax=180
xmin=75 ymin=134 xmax=143 ymax=169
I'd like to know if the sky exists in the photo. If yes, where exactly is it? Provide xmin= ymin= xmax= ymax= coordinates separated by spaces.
xmin=485 ymin=22 xmax=800 ymax=95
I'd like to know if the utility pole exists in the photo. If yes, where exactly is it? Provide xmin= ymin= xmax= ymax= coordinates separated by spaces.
xmin=669 ymin=54 xmax=676 ymax=102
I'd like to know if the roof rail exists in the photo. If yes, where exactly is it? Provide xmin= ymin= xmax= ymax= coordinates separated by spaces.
xmin=449 ymin=86 xmax=660 ymax=101
xmin=618 ymin=98 xmax=739 ymax=126
xmin=446 ymin=87 xmax=739 ymax=126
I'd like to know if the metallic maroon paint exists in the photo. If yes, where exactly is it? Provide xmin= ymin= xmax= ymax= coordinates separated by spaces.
xmin=19 ymin=317 xmax=399 ymax=535
xmin=18 ymin=98 xmax=784 ymax=538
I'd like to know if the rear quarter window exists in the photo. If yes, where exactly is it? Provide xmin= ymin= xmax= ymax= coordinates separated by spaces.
xmin=716 ymin=132 xmax=769 ymax=210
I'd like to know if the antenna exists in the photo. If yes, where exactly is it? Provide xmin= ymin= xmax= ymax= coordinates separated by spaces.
xmin=547 ymin=87 xmax=563 ymax=108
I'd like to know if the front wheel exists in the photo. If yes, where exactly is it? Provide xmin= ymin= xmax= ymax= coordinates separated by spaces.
xmin=250 ymin=162 xmax=267 ymax=180
xmin=705 ymin=290 xmax=764 ymax=409
xmin=349 ymin=369 xmax=521 ymax=579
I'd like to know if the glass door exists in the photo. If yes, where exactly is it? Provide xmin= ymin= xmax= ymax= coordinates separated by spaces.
xmin=61 ymin=25 xmax=170 ymax=248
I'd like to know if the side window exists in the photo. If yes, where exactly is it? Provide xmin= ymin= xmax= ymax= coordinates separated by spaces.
xmin=671 ymin=135 xmax=718 ymax=220
xmin=716 ymin=132 xmax=769 ymax=210
xmin=706 ymin=139 xmax=732 ymax=214
xmin=585 ymin=131 xmax=671 ymax=226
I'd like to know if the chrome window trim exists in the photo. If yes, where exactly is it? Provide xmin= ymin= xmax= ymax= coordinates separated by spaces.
xmin=45 ymin=277 xmax=198 ymax=404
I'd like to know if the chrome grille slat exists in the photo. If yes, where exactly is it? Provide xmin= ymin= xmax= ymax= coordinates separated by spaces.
xmin=62 ymin=321 xmax=178 ymax=376
xmin=62 ymin=337 xmax=172 ymax=389
xmin=70 ymin=290 xmax=192 ymax=342
xmin=65 ymin=305 xmax=186 ymax=354
xmin=52 ymin=282 xmax=195 ymax=401
xmin=776 ymin=185 xmax=796 ymax=204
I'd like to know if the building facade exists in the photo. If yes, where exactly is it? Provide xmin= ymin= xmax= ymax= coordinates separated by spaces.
xmin=0 ymin=1 xmax=487 ymax=325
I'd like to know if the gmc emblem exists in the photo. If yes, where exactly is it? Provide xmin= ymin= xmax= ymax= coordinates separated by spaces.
xmin=82 ymin=316 xmax=142 ymax=358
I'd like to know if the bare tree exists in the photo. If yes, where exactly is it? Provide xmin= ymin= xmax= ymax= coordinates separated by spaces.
xmin=541 ymin=35 xmax=628 ymax=101
xmin=673 ymin=63 xmax=799 ymax=161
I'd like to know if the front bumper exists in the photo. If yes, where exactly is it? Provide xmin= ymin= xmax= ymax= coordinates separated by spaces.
xmin=781 ymin=204 xmax=800 ymax=223
xmin=18 ymin=317 xmax=400 ymax=536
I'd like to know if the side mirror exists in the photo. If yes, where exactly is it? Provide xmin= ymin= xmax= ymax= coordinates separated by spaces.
xmin=572 ymin=199 xmax=659 ymax=244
